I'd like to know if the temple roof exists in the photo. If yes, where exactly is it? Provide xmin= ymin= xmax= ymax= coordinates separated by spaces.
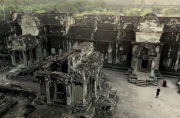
xmin=94 ymin=30 xmax=118 ymax=42
xmin=97 ymin=23 xmax=115 ymax=30
xmin=15 ymin=13 xmax=72 ymax=26
xmin=67 ymin=26 xmax=94 ymax=40
xmin=75 ymin=19 xmax=96 ymax=27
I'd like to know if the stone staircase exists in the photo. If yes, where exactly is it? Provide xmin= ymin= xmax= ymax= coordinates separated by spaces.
xmin=136 ymin=79 xmax=147 ymax=87
xmin=129 ymin=77 xmax=137 ymax=83
xmin=128 ymin=72 xmax=159 ymax=87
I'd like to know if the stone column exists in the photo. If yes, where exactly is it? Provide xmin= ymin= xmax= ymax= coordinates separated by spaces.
xmin=107 ymin=42 xmax=113 ymax=63
xmin=59 ymin=49 xmax=62 ymax=55
xmin=150 ymin=60 xmax=155 ymax=78
xmin=131 ymin=45 xmax=138 ymax=68
xmin=66 ymin=85 xmax=72 ymax=106
xmin=115 ymin=43 xmax=119 ymax=63
xmin=11 ymin=51 xmax=16 ymax=66
xmin=83 ymin=83 xmax=87 ymax=106
xmin=94 ymin=80 xmax=97 ymax=100
xmin=22 ymin=51 xmax=28 ymax=66
xmin=66 ymin=39 xmax=69 ymax=51
xmin=69 ymin=39 xmax=72 ymax=50
xmin=155 ymin=46 xmax=160 ymax=70
xmin=133 ymin=58 xmax=138 ymax=74
xmin=45 ymin=78 xmax=50 ymax=104
xmin=175 ymin=47 xmax=180 ymax=71
xmin=35 ymin=47 xmax=41 ymax=62
xmin=167 ymin=45 xmax=172 ymax=68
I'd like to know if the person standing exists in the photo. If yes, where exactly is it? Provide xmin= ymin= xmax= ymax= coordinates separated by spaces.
xmin=156 ymin=87 xmax=160 ymax=98
xmin=162 ymin=80 xmax=167 ymax=87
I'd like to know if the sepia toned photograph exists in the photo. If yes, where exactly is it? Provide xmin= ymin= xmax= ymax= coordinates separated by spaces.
xmin=0 ymin=0 xmax=179 ymax=118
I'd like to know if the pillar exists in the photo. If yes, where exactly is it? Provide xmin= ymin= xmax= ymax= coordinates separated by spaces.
xmin=150 ymin=60 xmax=155 ymax=78
xmin=69 ymin=39 xmax=72 ymax=50
xmin=133 ymin=58 xmax=138 ymax=74
xmin=131 ymin=45 xmax=138 ymax=68
xmin=115 ymin=43 xmax=119 ymax=63
xmin=11 ymin=51 xmax=16 ymax=66
xmin=45 ymin=78 xmax=50 ymax=104
xmin=107 ymin=42 xmax=113 ymax=63
xmin=59 ymin=49 xmax=62 ymax=55
xmin=22 ymin=51 xmax=28 ymax=66
xmin=35 ymin=47 xmax=41 ymax=62
xmin=94 ymin=79 xmax=97 ymax=99
xmin=175 ymin=47 xmax=180 ymax=71
xmin=66 ymin=39 xmax=69 ymax=51
xmin=66 ymin=85 xmax=72 ymax=106
xmin=83 ymin=83 xmax=87 ymax=106
xmin=155 ymin=46 xmax=160 ymax=70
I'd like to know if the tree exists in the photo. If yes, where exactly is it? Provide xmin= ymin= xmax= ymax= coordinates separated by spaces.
xmin=56 ymin=2 xmax=78 ymax=13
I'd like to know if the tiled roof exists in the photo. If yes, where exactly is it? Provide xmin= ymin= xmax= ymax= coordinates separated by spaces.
xmin=67 ymin=26 xmax=93 ymax=40
xmin=97 ymin=23 xmax=115 ymax=30
xmin=75 ymin=19 xmax=96 ymax=27
xmin=94 ymin=30 xmax=117 ymax=42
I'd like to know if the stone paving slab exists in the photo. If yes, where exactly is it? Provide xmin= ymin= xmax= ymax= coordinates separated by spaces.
xmin=103 ymin=69 xmax=180 ymax=118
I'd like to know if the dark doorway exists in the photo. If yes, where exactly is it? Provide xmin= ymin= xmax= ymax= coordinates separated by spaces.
xmin=56 ymin=83 xmax=66 ymax=105
xmin=141 ymin=60 xmax=148 ymax=69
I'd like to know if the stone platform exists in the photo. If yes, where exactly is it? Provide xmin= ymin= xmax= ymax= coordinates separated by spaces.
xmin=128 ymin=72 xmax=158 ymax=87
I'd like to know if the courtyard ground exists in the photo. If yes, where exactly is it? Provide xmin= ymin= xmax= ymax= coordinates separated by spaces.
xmin=0 ymin=67 xmax=180 ymax=118
xmin=103 ymin=69 xmax=180 ymax=118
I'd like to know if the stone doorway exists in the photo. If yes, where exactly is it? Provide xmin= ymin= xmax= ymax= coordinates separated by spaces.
xmin=56 ymin=83 xmax=66 ymax=105
xmin=139 ymin=59 xmax=152 ymax=72
xmin=141 ymin=59 xmax=148 ymax=69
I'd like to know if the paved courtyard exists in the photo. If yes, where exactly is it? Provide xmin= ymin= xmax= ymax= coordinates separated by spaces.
xmin=0 ymin=67 xmax=180 ymax=118
xmin=103 ymin=69 xmax=180 ymax=118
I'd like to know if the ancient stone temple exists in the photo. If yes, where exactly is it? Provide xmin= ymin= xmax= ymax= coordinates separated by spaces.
xmin=34 ymin=42 xmax=118 ymax=117
xmin=120 ymin=13 xmax=180 ymax=86
xmin=8 ymin=12 xmax=75 ymax=67
xmin=10 ymin=34 xmax=39 ymax=66
xmin=5 ymin=12 xmax=180 ymax=87
xmin=67 ymin=14 xmax=119 ymax=66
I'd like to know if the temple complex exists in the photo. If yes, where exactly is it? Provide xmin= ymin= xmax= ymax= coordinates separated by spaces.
xmin=0 ymin=12 xmax=179 ymax=117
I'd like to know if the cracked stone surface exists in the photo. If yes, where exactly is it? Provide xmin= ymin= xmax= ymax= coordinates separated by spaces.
xmin=103 ymin=69 xmax=180 ymax=118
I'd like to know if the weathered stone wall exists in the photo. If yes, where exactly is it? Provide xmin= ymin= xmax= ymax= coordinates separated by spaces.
xmin=19 ymin=14 xmax=40 ymax=36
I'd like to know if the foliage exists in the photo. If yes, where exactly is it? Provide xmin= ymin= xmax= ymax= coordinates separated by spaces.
xmin=0 ymin=0 xmax=179 ymax=20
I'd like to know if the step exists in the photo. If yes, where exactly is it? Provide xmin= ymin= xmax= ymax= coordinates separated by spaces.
xmin=136 ymin=82 xmax=146 ymax=85
xmin=129 ymin=79 xmax=137 ymax=82
xmin=103 ymin=65 xmax=129 ymax=71
xmin=129 ymin=80 xmax=137 ymax=83
xmin=136 ymin=81 xmax=147 ymax=84
xmin=136 ymin=84 xmax=147 ymax=87
xmin=162 ymin=74 xmax=178 ymax=78
xmin=137 ymin=80 xmax=146 ymax=83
